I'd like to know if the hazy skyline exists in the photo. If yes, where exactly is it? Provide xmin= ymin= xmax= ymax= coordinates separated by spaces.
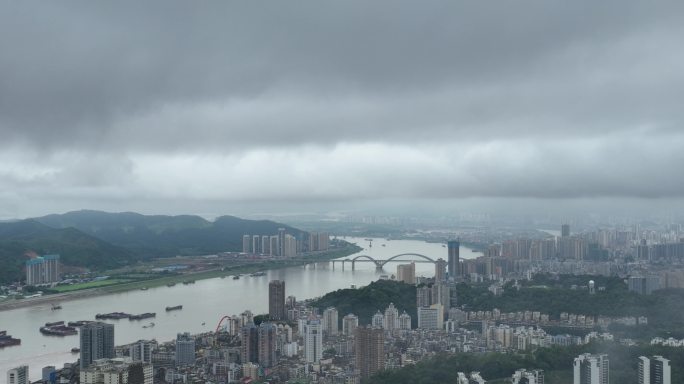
xmin=1 ymin=1 xmax=683 ymax=219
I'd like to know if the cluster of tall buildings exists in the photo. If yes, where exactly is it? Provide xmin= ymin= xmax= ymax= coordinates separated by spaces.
xmin=369 ymin=303 xmax=411 ymax=332
xmin=242 ymin=229 xmax=329 ymax=257
xmin=574 ymin=353 xmax=609 ymax=384
xmin=25 ymin=254 xmax=60 ymax=285
xmin=638 ymin=355 xmax=671 ymax=384
xmin=80 ymin=358 xmax=153 ymax=384
xmin=77 ymin=322 xmax=155 ymax=384
xmin=8 ymin=323 xmax=158 ymax=384
xmin=456 ymin=371 xmax=486 ymax=384
xmin=497 ymin=226 xmax=589 ymax=261
xmin=512 ymin=369 xmax=544 ymax=384
xmin=489 ymin=223 xmax=684 ymax=265
xmin=573 ymin=353 xmax=671 ymax=384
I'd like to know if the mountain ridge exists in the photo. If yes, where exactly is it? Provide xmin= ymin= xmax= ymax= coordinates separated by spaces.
xmin=0 ymin=210 xmax=308 ymax=284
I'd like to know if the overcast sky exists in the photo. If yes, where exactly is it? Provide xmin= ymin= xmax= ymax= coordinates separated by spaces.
xmin=1 ymin=1 xmax=683 ymax=219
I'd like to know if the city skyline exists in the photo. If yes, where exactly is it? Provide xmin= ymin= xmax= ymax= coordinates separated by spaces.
xmin=2 ymin=1 xmax=684 ymax=383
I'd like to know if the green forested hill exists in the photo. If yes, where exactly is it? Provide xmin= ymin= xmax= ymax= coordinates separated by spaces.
xmin=368 ymin=343 xmax=684 ymax=384
xmin=35 ymin=210 xmax=307 ymax=257
xmin=0 ymin=220 xmax=136 ymax=283
xmin=311 ymin=280 xmax=418 ymax=327
xmin=0 ymin=211 xmax=309 ymax=284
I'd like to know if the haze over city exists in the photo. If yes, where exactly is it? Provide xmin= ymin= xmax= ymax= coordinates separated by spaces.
xmin=2 ymin=2 xmax=684 ymax=384
xmin=1 ymin=1 xmax=684 ymax=219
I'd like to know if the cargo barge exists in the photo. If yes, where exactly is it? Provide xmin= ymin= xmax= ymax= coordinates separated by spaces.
xmin=0 ymin=331 xmax=21 ymax=348
xmin=129 ymin=313 xmax=156 ymax=321
xmin=40 ymin=321 xmax=77 ymax=336
xmin=96 ymin=312 xmax=131 ymax=320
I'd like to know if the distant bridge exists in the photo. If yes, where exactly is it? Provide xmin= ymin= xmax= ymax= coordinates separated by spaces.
xmin=332 ymin=253 xmax=437 ymax=270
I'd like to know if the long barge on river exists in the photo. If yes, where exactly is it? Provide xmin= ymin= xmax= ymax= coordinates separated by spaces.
xmin=129 ymin=313 xmax=156 ymax=320
xmin=95 ymin=312 xmax=156 ymax=321
xmin=40 ymin=321 xmax=77 ymax=336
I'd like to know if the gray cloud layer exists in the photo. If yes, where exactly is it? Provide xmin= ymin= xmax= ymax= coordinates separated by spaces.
xmin=1 ymin=1 xmax=683 ymax=217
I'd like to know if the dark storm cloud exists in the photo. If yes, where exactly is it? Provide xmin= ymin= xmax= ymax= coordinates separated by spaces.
xmin=0 ymin=1 xmax=683 ymax=216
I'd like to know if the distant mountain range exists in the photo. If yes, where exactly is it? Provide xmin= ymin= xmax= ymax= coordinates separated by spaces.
xmin=0 ymin=210 xmax=306 ymax=284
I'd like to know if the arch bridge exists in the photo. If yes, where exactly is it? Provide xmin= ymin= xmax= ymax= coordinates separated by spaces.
xmin=332 ymin=253 xmax=438 ymax=270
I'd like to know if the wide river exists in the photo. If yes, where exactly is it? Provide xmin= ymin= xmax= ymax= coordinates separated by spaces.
xmin=0 ymin=237 xmax=481 ymax=382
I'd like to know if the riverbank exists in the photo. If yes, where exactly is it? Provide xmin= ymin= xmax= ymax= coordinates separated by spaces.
xmin=0 ymin=244 xmax=361 ymax=312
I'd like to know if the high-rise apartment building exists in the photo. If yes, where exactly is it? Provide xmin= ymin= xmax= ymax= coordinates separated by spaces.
xmin=418 ymin=304 xmax=444 ymax=329
xmin=242 ymin=235 xmax=251 ymax=253
xmin=435 ymin=258 xmax=447 ymax=282
xmin=416 ymin=286 xmax=432 ymax=307
xmin=269 ymin=280 xmax=286 ymax=321
xmin=323 ymin=307 xmax=339 ymax=337
xmin=129 ymin=339 xmax=155 ymax=363
xmin=307 ymin=232 xmax=331 ymax=252
xmin=541 ymin=238 xmax=558 ymax=259
xmin=396 ymin=263 xmax=415 ymax=284
xmin=638 ymin=355 xmax=671 ymax=384
xmin=448 ymin=241 xmax=460 ymax=279
xmin=383 ymin=303 xmax=399 ymax=330
xmin=398 ymin=311 xmax=412 ymax=330
xmin=270 ymin=235 xmax=279 ymax=256
xmin=42 ymin=366 xmax=56 ymax=383
xmin=278 ymin=228 xmax=286 ymax=256
xmin=355 ymin=326 xmax=385 ymax=380
xmin=251 ymin=235 xmax=260 ymax=254
xmin=342 ymin=313 xmax=359 ymax=336
xmin=431 ymin=282 xmax=450 ymax=311
xmin=25 ymin=254 xmax=60 ymax=285
xmin=628 ymin=276 xmax=661 ymax=295
xmin=240 ymin=322 xmax=258 ymax=364
xmin=175 ymin=332 xmax=196 ymax=366
xmin=372 ymin=311 xmax=384 ymax=328
xmin=80 ymin=322 xmax=115 ymax=369
xmin=304 ymin=318 xmax=323 ymax=363
xmin=261 ymin=235 xmax=270 ymax=255
xmin=574 ymin=353 xmax=609 ymax=384
xmin=7 ymin=366 xmax=28 ymax=384
xmin=283 ymin=234 xmax=297 ymax=257
xmin=257 ymin=323 xmax=277 ymax=368
xmin=317 ymin=232 xmax=330 ymax=251
xmin=562 ymin=224 xmax=571 ymax=237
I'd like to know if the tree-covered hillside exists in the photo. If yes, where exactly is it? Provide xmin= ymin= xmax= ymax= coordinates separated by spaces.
xmin=0 ymin=211 xmax=311 ymax=284
xmin=0 ymin=220 xmax=136 ymax=284
xmin=368 ymin=343 xmax=684 ymax=384
xmin=35 ymin=210 xmax=307 ymax=257
xmin=311 ymin=280 xmax=418 ymax=327
xmin=456 ymin=275 xmax=684 ymax=339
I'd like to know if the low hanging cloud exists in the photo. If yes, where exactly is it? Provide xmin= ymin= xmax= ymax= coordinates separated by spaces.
xmin=0 ymin=1 xmax=683 ymax=217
